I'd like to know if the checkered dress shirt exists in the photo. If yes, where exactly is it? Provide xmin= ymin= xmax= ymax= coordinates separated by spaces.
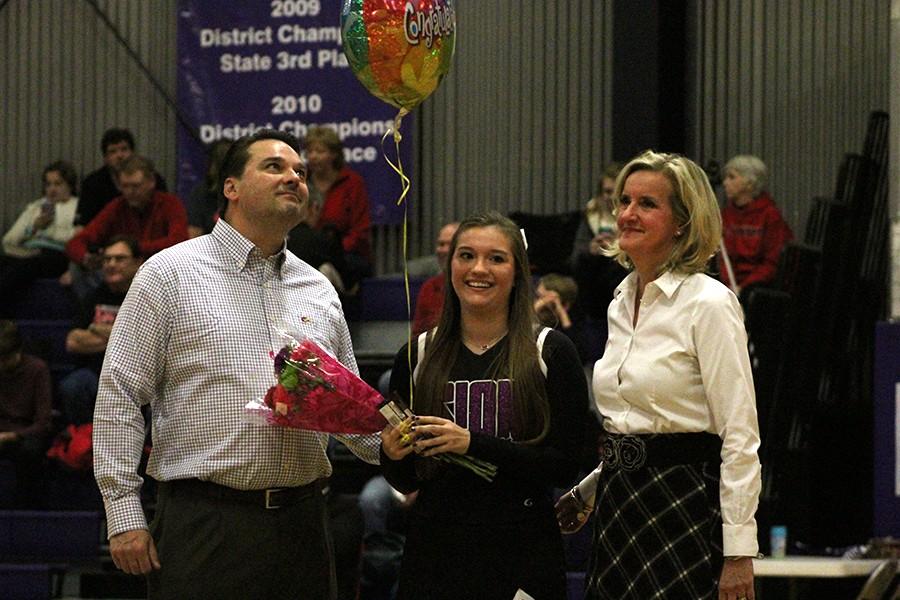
xmin=94 ymin=219 xmax=380 ymax=537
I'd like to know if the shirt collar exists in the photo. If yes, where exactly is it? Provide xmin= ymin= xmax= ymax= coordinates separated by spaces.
xmin=614 ymin=269 xmax=691 ymax=300
xmin=650 ymin=270 xmax=691 ymax=298
xmin=211 ymin=218 xmax=287 ymax=273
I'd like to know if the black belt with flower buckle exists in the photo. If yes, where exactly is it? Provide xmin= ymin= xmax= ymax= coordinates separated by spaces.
xmin=601 ymin=432 xmax=721 ymax=471
xmin=164 ymin=477 xmax=327 ymax=509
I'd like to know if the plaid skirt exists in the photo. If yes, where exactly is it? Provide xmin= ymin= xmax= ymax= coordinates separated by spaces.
xmin=584 ymin=461 xmax=723 ymax=600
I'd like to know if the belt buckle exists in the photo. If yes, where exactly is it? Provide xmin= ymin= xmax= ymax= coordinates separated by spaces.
xmin=265 ymin=488 xmax=284 ymax=509
xmin=617 ymin=435 xmax=647 ymax=471
xmin=602 ymin=435 xmax=648 ymax=470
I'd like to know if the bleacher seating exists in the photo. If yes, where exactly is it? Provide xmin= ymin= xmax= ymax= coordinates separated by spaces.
xmin=0 ymin=563 xmax=52 ymax=600
xmin=0 ymin=460 xmax=14 ymax=509
xmin=346 ymin=274 xmax=428 ymax=373
xmin=353 ymin=274 xmax=428 ymax=321
xmin=5 ymin=278 xmax=77 ymax=321
xmin=750 ymin=110 xmax=890 ymax=549
xmin=0 ymin=510 xmax=103 ymax=600
xmin=0 ymin=510 xmax=101 ymax=562
xmin=10 ymin=279 xmax=78 ymax=386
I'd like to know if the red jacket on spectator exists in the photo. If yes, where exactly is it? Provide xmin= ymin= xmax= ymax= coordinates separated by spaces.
xmin=412 ymin=274 xmax=445 ymax=335
xmin=66 ymin=191 xmax=188 ymax=263
xmin=316 ymin=166 xmax=371 ymax=261
xmin=719 ymin=192 xmax=793 ymax=289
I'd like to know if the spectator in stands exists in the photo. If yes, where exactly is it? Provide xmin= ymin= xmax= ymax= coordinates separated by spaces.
xmin=570 ymin=163 xmax=628 ymax=349
xmin=64 ymin=155 xmax=187 ymax=299
xmin=78 ymin=128 xmax=167 ymax=226
xmin=287 ymin=198 xmax=348 ymax=293
xmin=305 ymin=126 xmax=372 ymax=290
xmin=0 ymin=321 xmax=52 ymax=507
xmin=718 ymin=154 xmax=793 ymax=300
xmin=58 ymin=236 xmax=142 ymax=426
xmin=534 ymin=273 xmax=590 ymax=364
xmin=381 ymin=211 xmax=588 ymax=599
xmin=411 ymin=221 xmax=458 ymax=335
xmin=92 ymin=129 xmax=380 ymax=597
xmin=556 ymin=151 xmax=759 ymax=600
xmin=185 ymin=139 xmax=231 ymax=238
xmin=1 ymin=161 xmax=81 ymax=306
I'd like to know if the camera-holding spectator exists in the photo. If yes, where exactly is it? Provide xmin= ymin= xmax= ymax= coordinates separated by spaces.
xmin=59 ymin=236 xmax=143 ymax=425
xmin=1 ymin=161 xmax=81 ymax=311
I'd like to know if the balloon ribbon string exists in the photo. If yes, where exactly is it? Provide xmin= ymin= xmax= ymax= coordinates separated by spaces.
xmin=380 ymin=107 xmax=414 ymax=409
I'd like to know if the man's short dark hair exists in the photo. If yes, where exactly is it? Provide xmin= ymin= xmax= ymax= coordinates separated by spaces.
xmin=43 ymin=160 xmax=79 ymax=195
xmin=0 ymin=320 xmax=22 ymax=357
xmin=104 ymin=235 xmax=142 ymax=259
xmin=217 ymin=129 xmax=301 ymax=215
xmin=101 ymin=128 xmax=136 ymax=154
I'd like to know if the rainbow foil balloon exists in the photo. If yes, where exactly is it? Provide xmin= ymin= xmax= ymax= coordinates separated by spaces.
xmin=341 ymin=0 xmax=457 ymax=111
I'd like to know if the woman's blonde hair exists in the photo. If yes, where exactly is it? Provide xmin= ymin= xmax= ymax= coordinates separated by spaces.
xmin=606 ymin=150 xmax=722 ymax=275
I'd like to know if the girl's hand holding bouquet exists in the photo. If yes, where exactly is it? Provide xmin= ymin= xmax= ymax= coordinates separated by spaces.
xmin=406 ymin=416 xmax=471 ymax=457
xmin=379 ymin=396 xmax=498 ymax=482
xmin=380 ymin=416 xmax=418 ymax=460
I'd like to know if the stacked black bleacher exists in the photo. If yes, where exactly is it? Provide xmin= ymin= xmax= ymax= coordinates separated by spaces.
xmin=2 ymin=277 xmax=106 ymax=511
xmin=1 ymin=280 xmax=124 ymax=598
xmin=0 ymin=509 xmax=103 ymax=600
xmin=7 ymin=278 xmax=78 ymax=384
xmin=750 ymin=111 xmax=890 ymax=550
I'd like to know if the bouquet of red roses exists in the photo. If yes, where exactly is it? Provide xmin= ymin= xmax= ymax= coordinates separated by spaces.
xmin=244 ymin=336 xmax=385 ymax=434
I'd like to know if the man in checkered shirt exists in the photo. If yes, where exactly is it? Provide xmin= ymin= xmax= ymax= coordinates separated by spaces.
xmin=93 ymin=129 xmax=380 ymax=599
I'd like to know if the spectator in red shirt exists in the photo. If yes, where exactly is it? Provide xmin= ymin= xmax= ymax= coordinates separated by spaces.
xmin=78 ymin=128 xmax=168 ymax=226
xmin=64 ymin=155 xmax=187 ymax=299
xmin=412 ymin=221 xmax=459 ymax=335
xmin=718 ymin=155 xmax=793 ymax=299
xmin=305 ymin=126 xmax=372 ymax=290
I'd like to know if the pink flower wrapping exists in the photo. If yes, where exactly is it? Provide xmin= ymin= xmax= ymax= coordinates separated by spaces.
xmin=257 ymin=339 xmax=386 ymax=434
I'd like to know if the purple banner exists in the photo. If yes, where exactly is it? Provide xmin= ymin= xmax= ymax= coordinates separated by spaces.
xmin=176 ymin=0 xmax=411 ymax=224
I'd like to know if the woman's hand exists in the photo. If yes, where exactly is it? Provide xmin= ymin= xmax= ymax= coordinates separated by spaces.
xmin=718 ymin=556 xmax=754 ymax=600
xmin=555 ymin=488 xmax=593 ymax=534
xmin=380 ymin=417 xmax=417 ymax=461
xmin=409 ymin=415 xmax=470 ymax=457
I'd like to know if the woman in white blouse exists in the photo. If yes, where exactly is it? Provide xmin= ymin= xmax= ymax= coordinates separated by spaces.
xmin=2 ymin=160 xmax=80 ymax=294
xmin=557 ymin=150 xmax=760 ymax=600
